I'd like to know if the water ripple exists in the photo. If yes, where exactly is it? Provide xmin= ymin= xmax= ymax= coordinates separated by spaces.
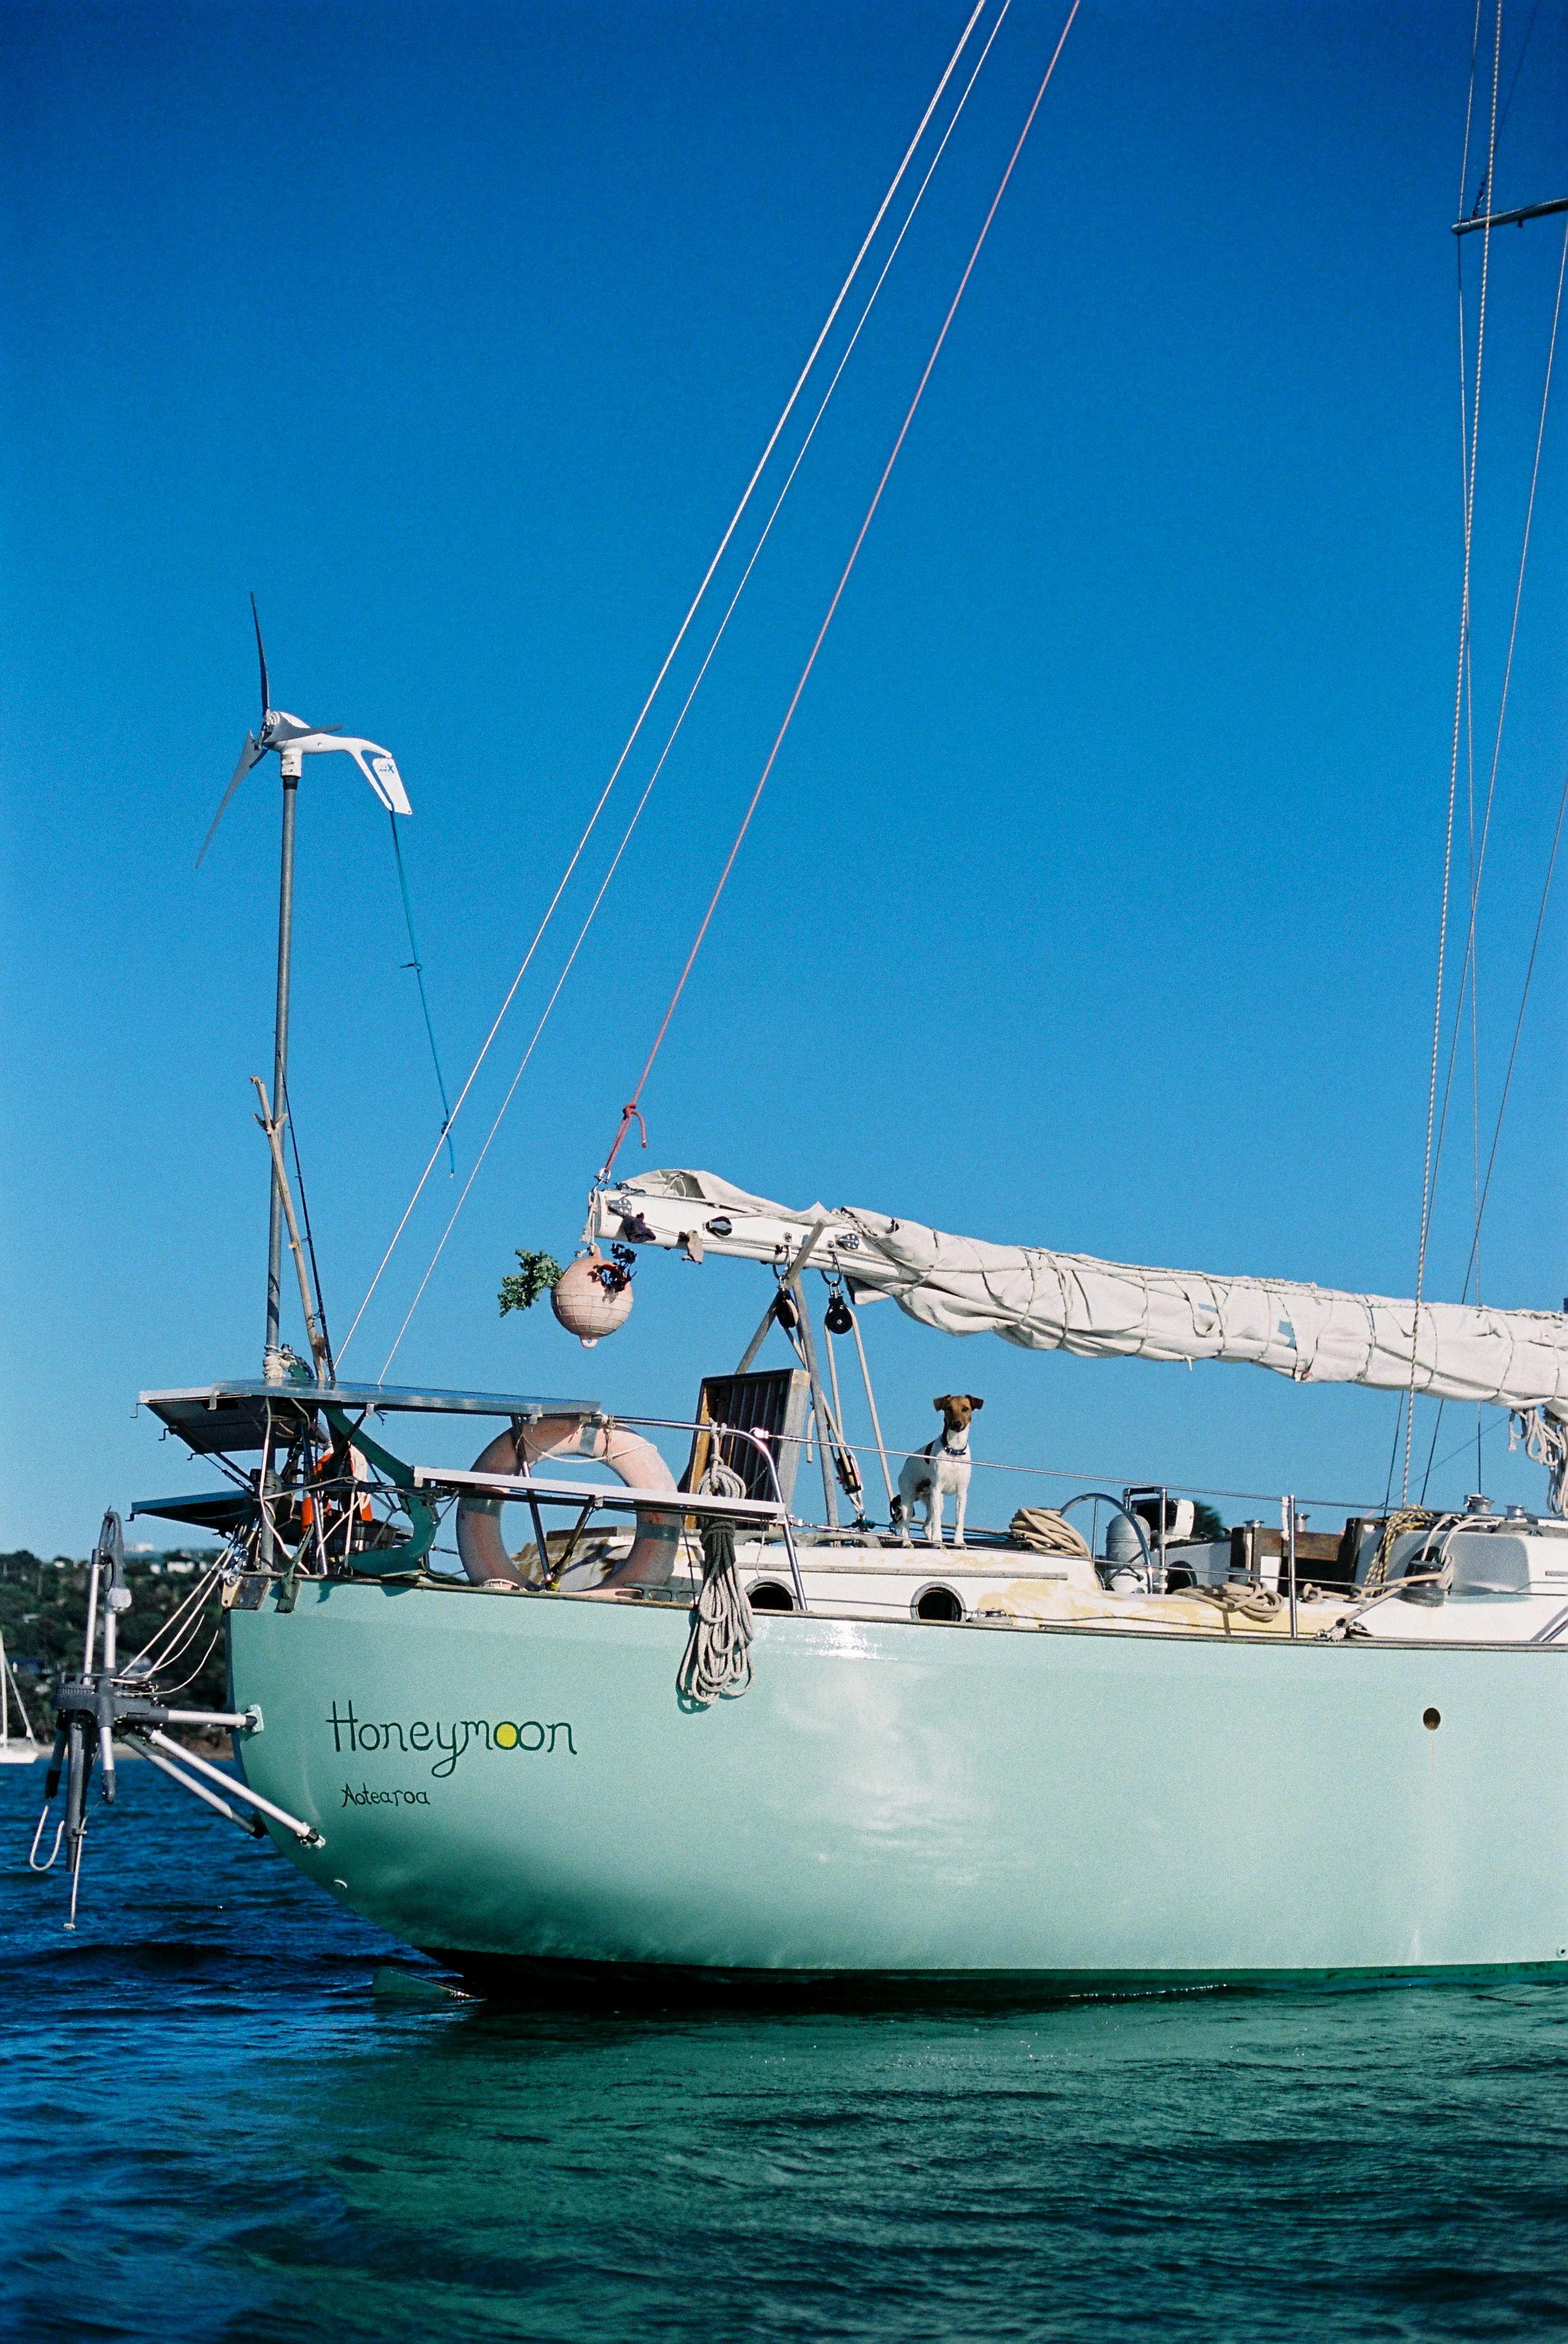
xmin=5 ymin=1768 xmax=1568 ymax=2341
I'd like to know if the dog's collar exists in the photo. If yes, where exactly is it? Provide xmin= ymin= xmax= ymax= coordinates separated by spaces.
xmin=937 ymin=1436 xmax=969 ymax=1456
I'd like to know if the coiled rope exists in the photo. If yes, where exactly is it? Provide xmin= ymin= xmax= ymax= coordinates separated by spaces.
xmin=1007 ymin=1506 xmax=1090 ymax=1557
xmin=1362 ymin=1507 xmax=1439 ymax=1598
xmin=678 ymin=1463 xmax=755 ymax=1709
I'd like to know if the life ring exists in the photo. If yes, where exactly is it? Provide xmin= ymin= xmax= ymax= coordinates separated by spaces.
xmin=455 ymin=1415 xmax=682 ymax=1591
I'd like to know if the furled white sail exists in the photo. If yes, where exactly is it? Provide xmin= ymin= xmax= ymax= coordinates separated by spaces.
xmin=589 ymin=1168 xmax=1568 ymax=1415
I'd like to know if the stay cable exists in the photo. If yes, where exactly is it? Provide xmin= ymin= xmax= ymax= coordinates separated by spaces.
xmin=599 ymin=0 xmax=1083 ymax=1183
xmin=336 ymin=0 xmax=992 ymax=1366
xmin=374 ymin=0 xmax=1021 ymax=1378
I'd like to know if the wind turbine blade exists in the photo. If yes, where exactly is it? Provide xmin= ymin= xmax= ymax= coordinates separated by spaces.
xmin=196 ymin=733 xmax=263 ymax=867
xmin=250 ymin=592 xmax=270 ymax=721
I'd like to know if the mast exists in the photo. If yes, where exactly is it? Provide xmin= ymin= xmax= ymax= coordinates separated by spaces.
xmin=264 ymin=750 xmax=301 ymax=1378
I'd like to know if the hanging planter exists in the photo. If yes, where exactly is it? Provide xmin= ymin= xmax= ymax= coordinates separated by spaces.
xmin=550 ymin=1245 xmax=637 ymax=1348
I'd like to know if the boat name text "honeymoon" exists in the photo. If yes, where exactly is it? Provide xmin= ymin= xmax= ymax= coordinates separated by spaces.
xmin=327 ymin=1700 xmax=577 ymax=1777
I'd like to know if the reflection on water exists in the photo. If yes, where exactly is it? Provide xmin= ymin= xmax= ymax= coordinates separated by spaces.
xmin=5 ymin=1766 xmax=1568 ymax=2342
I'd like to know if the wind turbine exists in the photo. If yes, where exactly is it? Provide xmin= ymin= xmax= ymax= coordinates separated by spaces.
xmin=200 ymin=597 xmax=412 ymax=1379
xmin=198 ymin=595 xmax=410 ymax=867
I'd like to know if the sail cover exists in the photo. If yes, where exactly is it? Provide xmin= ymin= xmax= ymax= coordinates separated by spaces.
xmin=589 ymin=1168 xmax=1568 ymax=1416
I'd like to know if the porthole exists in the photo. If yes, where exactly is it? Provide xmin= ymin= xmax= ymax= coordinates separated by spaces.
xmin=1423 ymin=1707 xmax=1441 ymax=1731
xmin=748 ymin=1579 xmax=795 ymax=1613
xmin=914 ymin=1584 xmax=965 ymax=1624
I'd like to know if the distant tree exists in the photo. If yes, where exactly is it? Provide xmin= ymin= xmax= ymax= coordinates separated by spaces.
xmin=1192 ymin=1501 xmax=1226 ymax=1542
xmin=0 ymin=1553 xmax=226 ymax=1716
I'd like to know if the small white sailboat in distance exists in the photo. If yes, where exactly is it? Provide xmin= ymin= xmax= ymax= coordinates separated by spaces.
xmin=0 ymin=1632 xmax=43 ymax=1764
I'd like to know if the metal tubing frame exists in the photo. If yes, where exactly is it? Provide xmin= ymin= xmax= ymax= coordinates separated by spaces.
xmin=846 ymin=1298 xmax=897 ymax=1513
xmin=137 ymin=1739 xmax=264 ymax=1835
xmin=266 ymin=768 xmax=298 ymax=1362
xmin=722 ymin=1425 xmax=809 ymax=1613
xmin=1453 ymin=193 xmax=1568 ymax=237
xmin=142 ymin=1729 xmax=322 ymax=1845
xmin=1058 ymin=1491 xmax=1154 ymax=1584
xmin=735 ymin=1222 xmax=826 ymax=1375
xmin=789 ymin=1261 xmax=840 ymax=1533
xmin=417 ymin=1451 xmax=809 ymax=1613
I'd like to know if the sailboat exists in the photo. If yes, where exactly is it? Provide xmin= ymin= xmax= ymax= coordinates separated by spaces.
xmin=32 ymin=5 xmax=1568 ymax=1985
xmin=1 ymin=1633 xmax=43 ymax=1765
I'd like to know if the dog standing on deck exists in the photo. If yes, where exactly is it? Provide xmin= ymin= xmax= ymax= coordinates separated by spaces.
xmin=895 ymin=1395 xmax=984 ymax=1548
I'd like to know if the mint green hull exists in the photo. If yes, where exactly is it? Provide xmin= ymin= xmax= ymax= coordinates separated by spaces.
xmin=229 ymin=1580 xmax=1568 ymax=1984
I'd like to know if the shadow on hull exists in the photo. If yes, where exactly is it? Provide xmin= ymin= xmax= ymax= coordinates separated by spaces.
xmin=417 ymin=1948 xmax=1568 ymax=2017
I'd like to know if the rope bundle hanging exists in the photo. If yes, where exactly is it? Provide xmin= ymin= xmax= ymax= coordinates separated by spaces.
xmin=1362 ymin=1507 xmax=1438 ymax=1598
xmin=677 ymin=1508 xmax=755 ymax=1710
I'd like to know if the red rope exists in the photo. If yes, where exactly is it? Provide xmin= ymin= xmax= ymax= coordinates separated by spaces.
xmin=597 ymin=0 xmax=1081 ymax=1180
xmin=600 ymin=1102 xmax=649 ymax=1183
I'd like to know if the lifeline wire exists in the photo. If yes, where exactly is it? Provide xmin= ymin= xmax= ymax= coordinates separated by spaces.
xmin=599 ymin=0 xmax=1083 ymax=1183
xmin=374 ymin=1 xmax=1019 ymax=1377
xmin=336 ymin=0 xmax=991 ymax=1366
xmin=1403 ymin=0 xmax=1503 ymax=1504
xmin=389 ymin=812 xmax=457 ymax=1177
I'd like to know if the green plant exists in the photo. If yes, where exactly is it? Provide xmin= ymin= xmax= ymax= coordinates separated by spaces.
xmin=499 ymin=1250 xmax=564 ymax=1315
xmin=1192 ymin=1500 xmax=1226 ymax=1542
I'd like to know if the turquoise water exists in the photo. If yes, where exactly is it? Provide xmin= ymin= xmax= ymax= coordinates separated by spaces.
xmin=5 ymin=1764 xmax=1568 ymax=2342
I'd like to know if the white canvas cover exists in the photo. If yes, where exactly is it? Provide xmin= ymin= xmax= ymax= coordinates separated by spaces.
xmin=590 ymin=1168 xmax=1568 ymax=1415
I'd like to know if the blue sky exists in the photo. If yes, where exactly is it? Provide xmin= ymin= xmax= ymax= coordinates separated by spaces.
xmin=3 ymin=0 xmax=1566 ymax=1554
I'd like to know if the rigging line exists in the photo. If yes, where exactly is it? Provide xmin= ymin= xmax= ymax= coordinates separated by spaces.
xmin=389 ymin=813 xmax=456 ymax=1177
xmin=1420 ymin=760 xmax=1568 ymax=1500
xmin=282 ymin=1078 xmax=334 ymax=1378
xmin=336 ymin=3 xmax=991 ymax=1368
xmin=1461 ymin=760 xmax=1568 ymax=1319
xmin=1468 ymin=623 xmax=1480 ymax=1308
xmin=1420 ymin=205 xmax=1565 ymax=1303
xmin=1428 ymin=1411 xmax=1505 ymax=1486
xmin=373 ymin=12 xmax=1020 ymax=1380
xmin=1405 ymin=0 xmax=1504 ymax=1503
xmin=1496 ymin=0 xmax=1543 ymax=141
xmin=599 ymin=0 xmax=1083 ymax=1182
xmin=1383 ymin=1391 xmax=1408 ymax=1513
xmin=1458 ymin=0 xmax=1485 ymax=216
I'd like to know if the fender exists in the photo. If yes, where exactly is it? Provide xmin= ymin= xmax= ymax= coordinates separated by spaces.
xmin=455 ymin=1415 xmax=682 ymax=1591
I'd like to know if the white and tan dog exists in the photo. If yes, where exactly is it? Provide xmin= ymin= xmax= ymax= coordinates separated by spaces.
xmin=895 ymin=1394 xmax=984 ymax=1548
